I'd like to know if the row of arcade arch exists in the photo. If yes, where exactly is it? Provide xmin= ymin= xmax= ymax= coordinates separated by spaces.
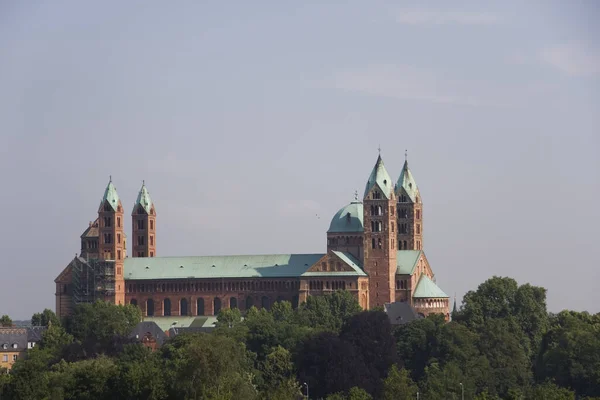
xmin=130 ymin=295 xmax=299 ymax=316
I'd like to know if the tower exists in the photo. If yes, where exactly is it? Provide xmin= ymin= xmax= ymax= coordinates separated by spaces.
xmin=395 ymin=158 xmax=423 ymax=250
xmin=97 ymin=177 xmax=125 ymax=304
xmin=131 ymin=181 xmax=156 ymax=258
xmin=362 ymin=155 xmax=397 ymax=308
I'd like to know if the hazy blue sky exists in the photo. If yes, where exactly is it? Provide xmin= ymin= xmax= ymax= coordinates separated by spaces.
xmin=1 ymin=1 xmax=598 ymax=319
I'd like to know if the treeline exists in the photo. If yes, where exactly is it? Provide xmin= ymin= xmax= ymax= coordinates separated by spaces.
xmin=0 ymin=276 xmax=599 ymax=399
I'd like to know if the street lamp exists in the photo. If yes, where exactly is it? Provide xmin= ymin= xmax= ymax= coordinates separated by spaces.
xmin=416 ymin=391 xmax=420 ymax=400
xmin=303 ymin=382 xmax=309 ymax=400
xmin=459 ymin=382 xmax=464 ymax=400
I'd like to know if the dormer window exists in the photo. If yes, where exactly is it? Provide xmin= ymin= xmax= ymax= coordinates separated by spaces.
xmin=2 ymin=344 xmax=7 ymax=349
xmin=12 ymin=343 xmax=17 ymax=349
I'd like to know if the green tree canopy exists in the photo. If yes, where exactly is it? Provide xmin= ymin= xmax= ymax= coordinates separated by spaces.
xmin=31 ymin=308 xmax=60 ymax=327
xmin=0 ymin=314 xmax=12 ymax=327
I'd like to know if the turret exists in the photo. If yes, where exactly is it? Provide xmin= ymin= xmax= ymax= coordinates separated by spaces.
xmin=132 ymin=181 xmax=156 ymax=258
xmin=362 ymin=154 xmax=397 ymax=308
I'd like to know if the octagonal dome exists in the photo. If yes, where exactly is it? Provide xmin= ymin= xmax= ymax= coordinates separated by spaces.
xmin=328 ymin=201 xmax=364 ymax=233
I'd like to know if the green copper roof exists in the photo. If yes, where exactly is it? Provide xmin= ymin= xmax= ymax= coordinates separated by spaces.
xmin=135 ymin=183 xmax=153 ymax=214
xmin=364 ymin=155 xmax=393 ymax=200
xmin=413 ymin=274 xmax=449 ymax=298
xmin=328 ymin=201 xmax=364 ymax=233
xmin=396 ymin=250 xmax=422 ymax=275
xmin=101 ymin=179 xmax=120 ymax=211
xmin=124 ymin=253 xmax=366 ymax=280
xmin=396 ymin=160 xmax=419 ymax=202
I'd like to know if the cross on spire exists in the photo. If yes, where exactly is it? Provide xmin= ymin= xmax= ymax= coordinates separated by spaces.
xmin=405 ymin=149 xmax=408 ymax=161
xmin=109 ymin=175 xmax=112 ymax=183
xmin=378 ymin=144 xmax=381 ymax=155
xmin=354 ymin=190 xmax=358 ymax=201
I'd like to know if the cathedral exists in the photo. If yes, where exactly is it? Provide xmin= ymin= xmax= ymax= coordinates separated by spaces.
xmin=54 ymin=154 xmax=450 ymax=320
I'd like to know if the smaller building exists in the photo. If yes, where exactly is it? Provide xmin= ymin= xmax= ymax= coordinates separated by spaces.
xmin=384 ymin=302 xmax=421 ymax=326
xmin=129 ymin=321 xmax=168 ymax=351
xmin=0 ymin=328 xmax=28 ymax=370
xmin=26 ymin=326 xmax=47 ymax=349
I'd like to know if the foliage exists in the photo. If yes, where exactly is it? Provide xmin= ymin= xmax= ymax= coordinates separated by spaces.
xmin=258 ymin=346 xmax=301 ymax=400
xmin=296 ymin=290 xmax=362 ymax=331
xmin=67 ymin=301 xmax=142 ymax=343
xmin=381 ymin=365 xmax=417 ymax=400
xmin=0 ymin=314 xmax=12 ymax=327
xmin=31 ymin=308 xmax=61 ymax=327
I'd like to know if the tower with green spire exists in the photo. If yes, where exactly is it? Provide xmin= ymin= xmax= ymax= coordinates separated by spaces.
xmin=396 ymin=156 xmax=423 ymax=250
xmin=132 ymin=181 xmax=157 ymax=258
xmin=97 ymin=177 xmax=126 ymax=305
xmin=362 ymin=154 xmax=397 ymax=308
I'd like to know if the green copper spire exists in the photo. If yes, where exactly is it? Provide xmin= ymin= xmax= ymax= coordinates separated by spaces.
xmin=101 ymin=176 xmax=120 ymax=211
xmin=396 ymin=159 xmax=419 ymax=202
xmin=135 ymin=181 xmax=153 ymax=214
xmin=363 ymin=154 xmax=393 ymax=199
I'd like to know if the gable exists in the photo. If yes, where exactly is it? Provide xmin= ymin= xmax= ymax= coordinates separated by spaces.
xmin=302 ymin=251 xmax=366 ymax=276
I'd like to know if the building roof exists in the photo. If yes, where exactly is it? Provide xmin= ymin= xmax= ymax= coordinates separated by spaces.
xmin=80 ymin=219 xmax=99 ymax=238
xmin=384 ymin=302 xmax=421 ymax=325
xmin=141 ymin=316 xmax=218 ymax=333
xmin=396 ymin=250 xmax=422 ymax=275
xmin=363 ymin=155 xmax=394 ymax=200
xmin=413 ymin=275 xmax=449 ymax=298
xmin=396 ymin=160 xmax=419 ymax=202
xmin=134 ymin=183 xmax=153 ymax=214
xmin=130 ymin=321 xmax=168 ymax=345
xmin=124 ymin=253 xmax=367 ymax=280
xmin=101 ymin=179 xmax=120 ymax=211
xmin=303 ymin=251 xmax=367 ymax=277
xmin=327 ymin=201 xmax=364 ymax=233
xmin=0 ymin=328 xmax=28 ymax=351
xmin=26 ymin=326 xmax=47 ymax=343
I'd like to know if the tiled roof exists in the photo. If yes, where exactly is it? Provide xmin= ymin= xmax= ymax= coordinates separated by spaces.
xmin=101 ymin=179 xmax=120 ymax=211
xmin=135 ymin=183 xmax=153 ymax=214
xmin=396 ymin=250 xmax=422 ymax=275
xmin=364 ymin=155 xmax=394 ymax=200
xmin=130 ymin=321 xmax=168 ymax=345
xmin=328 ymin=201 xmax=364 ymax=233
xmin=396 ymin=160 xmax=420 ymax=202
xmin=0 ymin=328 xmax=28 ymax=351
xmin=384 ymin=302 xmax=421 ymax=325
xmin=413 ymin=275 xmax=449 ymax=298
xmin=26 ymin=326 xmax=46 ymax=342
xmin=124 ymin=253 xmax=366 ymax=280
xmin=80 ymin=218 xmax=99 ymax=238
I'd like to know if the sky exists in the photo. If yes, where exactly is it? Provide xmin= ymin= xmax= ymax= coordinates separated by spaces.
xmin=0 ymin=1 xmax=598 ymax=319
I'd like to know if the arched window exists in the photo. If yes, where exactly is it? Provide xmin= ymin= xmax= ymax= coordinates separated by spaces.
xmin=130 ymin=299 xmax=138 ymax=306
xmin=246 ymin=296 xmax=254 ymax=310
xmin=180 ymin=298 xmax=188 ymax=316
xmin=147 ymin=299 xmax=154 ymax=316
xmin=261 ymin=296 xmax=270 ymax=310
xmin=163 ymin=298 xmax=171 ymax=316
xmin=213 ymin=297 xmax=222 ymax=315
xmin=292 ymin=295 xmax=299 ymax=309
xmin=378 ymin=238 xmax=382 ymax=249
xmin=197 ymin=298 xmax=205 ymax=315
xmin=404 ymin=240 xmax=407 ymax=249
xmin=372 ymin=238 xmax=376 ymax=249
xmin=230 ymin=297 xmax=238 ymax=309
xmin=370 ymin=205 xmax=375 ymax=216
xmin=276 ymin=295 xmax=285 ymax=303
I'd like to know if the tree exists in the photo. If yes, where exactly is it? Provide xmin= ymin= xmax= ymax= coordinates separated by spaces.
xmin=67 ymin=301 xmax=141 ymax=343
xmin=46 ymin=356 xmax=118 ymax=400
xmin=31 ymin=309 xmax=60 ymax=327
xmin=112 ymin=344 xmax=167 ymax=400
xmin=162 ymin=333 xmax=256 ymax=399
xmin=259 ymin=346 xmax=301 ymax=400
xmin=454 ymin=276 xmax=548 ymax=358
xmin=296 ymin=290 xmax=361 ymax=331
xmin=340 ymin=311 xmax=397 ymax=397
xmin=382 ymin=365 xmax=417 ymax=400
xmin=527 ymin=382 xmax=575 ymax=400
xmin=0 ymin=314 xmax=12 ymax=327
xmin=347 ymin=386 xmax=373 ymax=400
xmin=536 ymin=311 xmax=600 ymax=397
xmin=296 ymin=332 xmax=366 ymax=399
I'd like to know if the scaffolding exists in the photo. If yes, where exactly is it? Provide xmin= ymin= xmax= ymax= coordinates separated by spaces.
xmin=72 ymin=257 xmax=116 ymax=305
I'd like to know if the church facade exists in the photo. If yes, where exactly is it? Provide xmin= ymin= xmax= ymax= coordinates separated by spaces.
xmin=55 ymin=155 xmax=449 ymax=320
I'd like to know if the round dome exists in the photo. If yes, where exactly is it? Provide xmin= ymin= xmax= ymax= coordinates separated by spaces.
xmin=328 ymin=201 xmax=364 ymax=233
